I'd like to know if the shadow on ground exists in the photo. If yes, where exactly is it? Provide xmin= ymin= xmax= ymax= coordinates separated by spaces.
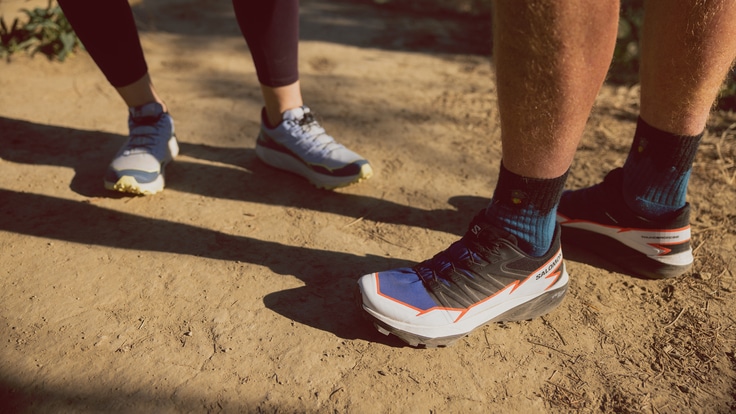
xmin=0 ymin=117 xmax=488 ymax=235
xmin=0 ymin=376 xmax=306 ymax=413
xmin=0 ymin=117 xmax=490 ymax=345
xmin=128 ymin=0 xmax=493 ymax=56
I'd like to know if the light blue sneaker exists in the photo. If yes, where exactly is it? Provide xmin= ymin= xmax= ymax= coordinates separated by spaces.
xmin=104 ymin=102 xmax=179 ymax=195
xmin=255 ymin=106 xmax=373 ymax=189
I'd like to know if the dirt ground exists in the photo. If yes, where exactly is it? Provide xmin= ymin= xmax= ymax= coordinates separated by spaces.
xmin=1 ymin=0 xmax=735 ymax=412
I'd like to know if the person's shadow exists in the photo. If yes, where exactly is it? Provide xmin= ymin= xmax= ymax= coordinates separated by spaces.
xmin=0 ymin=116 xmax=489 ymax=346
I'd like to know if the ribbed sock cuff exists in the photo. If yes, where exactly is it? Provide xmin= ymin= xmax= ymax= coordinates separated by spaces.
xmin=485 ymin=163 xmax=569 ymax=256
xmin=625 ymin=117 xmax=702 ymax=175
xmin=489 ymin=163 xmax=569 ymax=215
xmin=622 ymin=117 xmax=702 ymax=218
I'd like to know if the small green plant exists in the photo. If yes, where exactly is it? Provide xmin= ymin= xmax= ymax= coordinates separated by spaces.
xmin=719 ymin=72 xmax=736 ymax=112
xmin=609 ymin=0 xmax=644 ymax=84
xmin=0 ymin=0 xmax=82 ymax=61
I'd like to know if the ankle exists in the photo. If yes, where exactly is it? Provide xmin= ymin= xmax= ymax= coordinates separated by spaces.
xmin=621 ymin=117 xmax=702 ymax=219
xmin=486 ymin=164 xmax=568 ymax=257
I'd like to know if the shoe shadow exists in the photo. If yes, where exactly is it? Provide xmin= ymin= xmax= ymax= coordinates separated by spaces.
xmin=262 ymin=281 xmax=412 ymax=348
xmin=168 ymin=153 xmax=489 ymax=236
xmin=0 ymin=117 xmax=126 ymax=198
xmin=0 ymin=117 xmax=488 ymax=236
xmin=0 ymin=188 xmax=411 ymax=343
xmin=0 ymin=118 xmax=490 ymax=345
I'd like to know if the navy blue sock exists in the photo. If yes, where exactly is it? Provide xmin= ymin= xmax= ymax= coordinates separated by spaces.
xmin=622 ymin=117 xmax=702 ymax=219
xmin=485 ymin=164 xmax=568 ymax=257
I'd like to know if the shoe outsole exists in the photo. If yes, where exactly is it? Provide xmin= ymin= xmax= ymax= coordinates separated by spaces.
xmin=104 ymin=175 xmax=165 ymax=196
xmin=105 ymin=134 xmax=179 ymax=196
xmin=556 ymin=168 xmax=692 ymax=279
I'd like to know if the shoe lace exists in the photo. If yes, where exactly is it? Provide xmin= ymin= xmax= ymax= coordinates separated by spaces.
xmin=125 ymin=115 xmax=164 ymax=153
xmin=415 ymin=235 xmax=502 ymax=290
xmin=291 ymin=111 xmax=345 ymax=155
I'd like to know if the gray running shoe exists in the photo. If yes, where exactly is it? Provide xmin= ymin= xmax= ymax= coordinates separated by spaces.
xmin=255 ymin=106 xmax=372 ymax=189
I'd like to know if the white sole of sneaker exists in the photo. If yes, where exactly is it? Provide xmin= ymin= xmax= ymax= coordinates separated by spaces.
xmin=255 ymin=145 xmax=373 ymax=189
xmin=104 ymin=137 xmax=178 ymax=196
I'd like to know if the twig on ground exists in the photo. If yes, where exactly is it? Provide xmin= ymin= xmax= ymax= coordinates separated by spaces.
xmin=527 ymin=339 xmax=576 ymax=359
xmin=664 ymin=308 xmax=686 ymax=328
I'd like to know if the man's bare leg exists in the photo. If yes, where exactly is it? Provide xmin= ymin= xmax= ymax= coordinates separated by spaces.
xmin=556 ymin=0 xmax=736 ymax=279
xmin=487 ymin=0 xmax=619 ymax=256
xmin=619 ymin=0 xmax=736 ymax=217
xmin=640 ymin=0 xmax=736 ymax=135
xmin=493 ymin=0 xmax=620 ymax=179
xmin=353 ymin=0 xmax=623 ymax=348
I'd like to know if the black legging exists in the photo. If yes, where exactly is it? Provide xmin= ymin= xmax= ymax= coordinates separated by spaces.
xmin=57 ymin=0 xmax=300 ymax=88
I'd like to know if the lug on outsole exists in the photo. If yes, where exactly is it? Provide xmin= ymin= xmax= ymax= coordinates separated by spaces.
xmin=352 ymin=286 xmax=455 ymax=348
xmin=308 ymin=163 xmax=374 ymax=190
xmin=370 ymin=318 xmax=465 ymax=348
xmin=105 ymin=176 xmax=164 ymax=196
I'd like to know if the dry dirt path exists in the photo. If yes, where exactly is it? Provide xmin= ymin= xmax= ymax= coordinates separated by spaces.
xmin=1 ymin=0 xmax=735 ymax=412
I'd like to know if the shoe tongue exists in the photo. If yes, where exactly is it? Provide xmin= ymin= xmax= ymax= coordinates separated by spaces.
xmin=130 ymin=102 xmax=165 ymax=121
xmin=282 ymin=106 xmax=307 ymax=122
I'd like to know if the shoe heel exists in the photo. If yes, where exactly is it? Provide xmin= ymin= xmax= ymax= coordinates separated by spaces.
xmin=562 ymin=227 xmax=692 ymax=279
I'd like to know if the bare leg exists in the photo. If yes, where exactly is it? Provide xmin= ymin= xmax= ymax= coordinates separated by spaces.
xmin=261 ymin=81 xmax=304 ymax=127
xmin=556 ymin=0 xmax=736 ymax=279
xmin=115 ymin=73 xmax=167 ymax=111
xmin=354 ymin=0 xmax=622 ymax=348
xmin=492 ymin=0 xmax=619 ymax=179
xmin=640 ymin=0 xmax=736 ymax=135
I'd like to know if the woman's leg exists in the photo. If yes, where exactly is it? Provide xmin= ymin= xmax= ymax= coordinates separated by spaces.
xmin=232 ymin=0 xmax=302 ymax=127
xmin=58 ymin=0 xmax=164 ymax=108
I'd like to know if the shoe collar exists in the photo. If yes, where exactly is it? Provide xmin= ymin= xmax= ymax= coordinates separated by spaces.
xmin=130 ymin=102 xmax=166 ymax=122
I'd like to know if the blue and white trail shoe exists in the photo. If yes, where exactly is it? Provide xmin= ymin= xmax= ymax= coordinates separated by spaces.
xmin=357 ymin=211 xmax=569 ymax=347
xmin=104 ymin=102 xmax=179 ymax=195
